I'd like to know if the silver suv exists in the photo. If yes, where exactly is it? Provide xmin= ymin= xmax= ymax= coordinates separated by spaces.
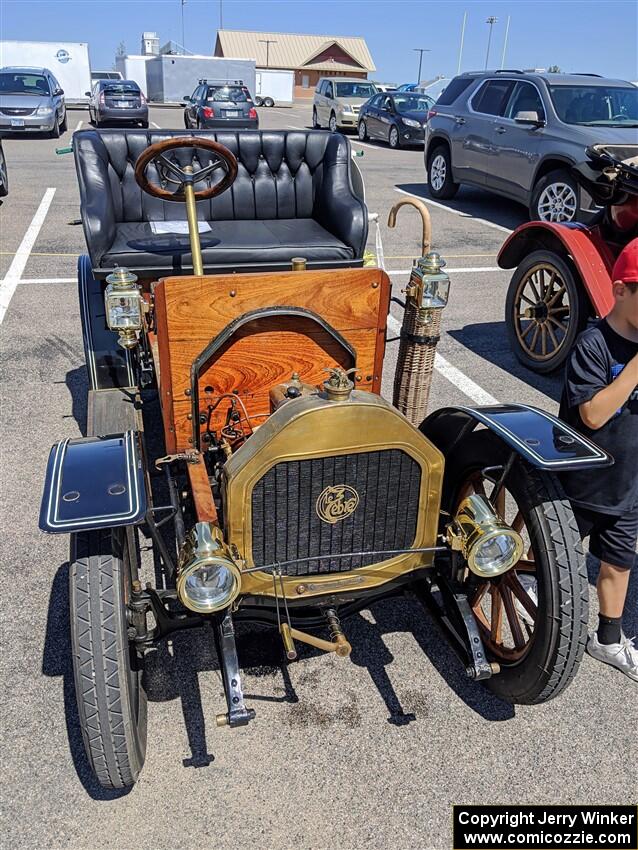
xmin=424 ymin=71 xmax=638 ymax=222
xmin=0 ymin=66 xmax=67 ymax=138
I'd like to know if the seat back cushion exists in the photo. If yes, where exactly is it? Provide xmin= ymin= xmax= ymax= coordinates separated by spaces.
xmin=75 ymin=129 xmax=344 ymax=223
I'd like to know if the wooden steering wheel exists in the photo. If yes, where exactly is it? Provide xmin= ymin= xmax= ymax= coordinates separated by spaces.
xmin=134 ymin=136 xmax=238 ymax=201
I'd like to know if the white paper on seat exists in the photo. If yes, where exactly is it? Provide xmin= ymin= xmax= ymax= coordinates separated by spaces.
xmin=150 ymin=221 xmax=212 ymax=235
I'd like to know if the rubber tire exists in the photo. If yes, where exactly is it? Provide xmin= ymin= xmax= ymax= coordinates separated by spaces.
xmin=59 ymin=110 xmax=68 ymax=133
xmin=254 ymin=96 xmax=263 ymax=107
xmin=505 ymin=249 xmax=590 ymax=374
xmin=70 ymin=528 xmax=147 ymax=789
xmin=264 ymin=97 xmax=274 ymax=107
xmin=0 ymin=145 xmax=8 ymax=197
xmin=389 ymin=125 xmax=400 ymax=149
xmin=312 ymin=107 xmax=320 ymax=129
xmin=530 ymin=169 xmax=580 ymax=223
xmin=358 ymin=120 xmax=368 ymax=141
xmin=427 ymin=144 xmax=459 ymax=200
xmin=50 ymin=114 xmax=61 ymax=139
xmin=442 ymin=430 xmax=588 ymax=705
xmin=329 ymin=112 xmax=337 ymax=133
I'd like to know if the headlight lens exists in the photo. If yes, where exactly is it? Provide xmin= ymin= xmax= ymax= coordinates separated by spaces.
xmin=448 ymin=493 xmax=524 ymax=578
xmin=179 ymin=561 xmax=240 ymax=613
xmin=36 ymin=105 xmax=54 ymax=115
xmin=402 ymin=118 xmax=422 ymax=128
xmin=471 ymin=532 xmax=522 ymax=577
xmin=341 ymin=103 xmax=353 ymax=112
xmin=177 ymin=522 xmax=242 ymax=613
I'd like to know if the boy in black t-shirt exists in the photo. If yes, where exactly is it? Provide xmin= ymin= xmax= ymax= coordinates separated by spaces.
xmin=559 ymin=238 xmax=638 ymax=682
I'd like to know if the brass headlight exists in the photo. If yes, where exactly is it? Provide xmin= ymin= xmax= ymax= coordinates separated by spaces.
xmin=448 ymin=493 xmax=524 ymax=578
xmin=177 ymin=523 xmax=242 ymax=614
xmin=104 ymin=266 xmax=144 ymax=349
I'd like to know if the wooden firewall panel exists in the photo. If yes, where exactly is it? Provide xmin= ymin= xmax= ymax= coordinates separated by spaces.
xmin=153 ymin=269 xmax=391 ymax=452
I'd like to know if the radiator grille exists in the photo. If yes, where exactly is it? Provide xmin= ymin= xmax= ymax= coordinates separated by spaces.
xmin=250 ymin=449 xmax=422 ymax=576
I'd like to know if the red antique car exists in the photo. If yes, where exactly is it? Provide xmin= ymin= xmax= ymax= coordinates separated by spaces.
xmin=499 ymin=144 xmax=638 ymax=373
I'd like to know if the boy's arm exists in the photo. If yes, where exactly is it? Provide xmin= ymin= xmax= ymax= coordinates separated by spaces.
xmin=579 ymin=352 xmax=638 ymax=430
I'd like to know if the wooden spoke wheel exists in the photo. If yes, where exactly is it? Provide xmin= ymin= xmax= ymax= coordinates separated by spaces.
xmin=458 ymin=470 xmax=538 ymax=663
xmin=505 ymin=250 xmax=590 ymax=374
xmin=442 ymin=429 xmax=589 ymax=704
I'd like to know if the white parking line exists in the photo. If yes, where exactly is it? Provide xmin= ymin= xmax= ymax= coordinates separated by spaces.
xmin=74 ymin=119 xmax=83 ymax=131
xmin=387 ymin=266 xmax=502 ymax=275
xmin=18 ymin=278 xmax=75 ymax=284
xmin=387 ymin=314 xmax=499 ymax=406
xmin=151 ymin=121 xmax=160 ymax=129
xmin=0 ymin=188 xmax=56 ymax=325
xmin=394 ymin=187 xmax=513 ymax=235
xmin=351 ymin=138 xmax=385 ymax=152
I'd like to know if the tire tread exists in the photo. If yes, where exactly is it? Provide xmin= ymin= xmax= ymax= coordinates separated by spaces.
xmin=70 ymin=529 xmax=146 ymax=789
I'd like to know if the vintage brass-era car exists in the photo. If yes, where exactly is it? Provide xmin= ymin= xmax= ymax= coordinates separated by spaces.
xmin=41 ymin=129 xmax=611 ymax=789
xmin=500 ymin=143 xmax=638 ymax=373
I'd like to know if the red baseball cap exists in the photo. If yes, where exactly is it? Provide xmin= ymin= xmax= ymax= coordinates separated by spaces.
xmin=612 ymin=238 xmax=638 ymax=284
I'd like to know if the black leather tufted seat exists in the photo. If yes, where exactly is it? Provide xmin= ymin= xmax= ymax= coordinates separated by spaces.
xmin=73 ymin=129 xmax=368 ymax=277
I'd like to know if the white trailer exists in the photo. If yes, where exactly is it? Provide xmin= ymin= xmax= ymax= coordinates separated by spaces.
xmin=0 ymin=40 xmax=91 ymax=105
xmin=254 ymin=69 xmax=294 ymax=106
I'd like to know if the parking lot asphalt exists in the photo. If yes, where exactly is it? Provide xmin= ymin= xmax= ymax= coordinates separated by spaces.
xmin=1 ymin=104 xmax=636 ymax=850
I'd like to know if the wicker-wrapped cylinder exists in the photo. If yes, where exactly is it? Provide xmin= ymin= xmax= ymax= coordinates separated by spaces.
xmin=393 ymin=303 xmax=442 ymax=426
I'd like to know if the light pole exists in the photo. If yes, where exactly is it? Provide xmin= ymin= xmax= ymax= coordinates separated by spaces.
xmin=485 ymin=16 xmax=497 ymax=69
xmin=413 ymin=47 xmax=430 ymax=86
xmin=258 ymin=39 xmax=277 ymax=69
xmin=500 ymin=15 xmax=511 ymax=68
xmin=181 ymin=0 xmax=186 ymax=52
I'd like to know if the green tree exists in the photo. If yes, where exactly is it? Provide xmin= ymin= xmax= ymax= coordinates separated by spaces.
xmin=548 ymin=64 xmax=561 ymax=73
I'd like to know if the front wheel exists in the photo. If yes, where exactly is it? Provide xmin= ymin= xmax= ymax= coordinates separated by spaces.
xmin=530 ymin=169 xmax=579 ymax=223
xmin=50 ymin=114 xmax=61 ymax=139
xmin=329 ymin=112 xmax=337 ymax=133
xmin=70 ymin=528 xmax=147 ymax=788
xmin=443 ymin=430 xmax=588 ymax=704
xmin=505 ymin=249 xmax=590 ymax=373
xmin=427 ymin=145 xmax=458 ymax=199
xmin=312 ymin=107 xmax=320 ymax=129
xmin=358 ymin=120 xmax=368 ymax=141
xmin=59 ymin=110 xmax=68 ymax=133
xmin=389 ymin=125 xmax=400 ymax=148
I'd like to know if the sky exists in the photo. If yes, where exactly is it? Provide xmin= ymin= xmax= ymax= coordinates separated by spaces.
xmin=1 ymin=0 xmax=637 ymax=83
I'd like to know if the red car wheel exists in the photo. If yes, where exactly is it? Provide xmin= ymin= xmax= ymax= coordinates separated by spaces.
xmin=505 ymin=249 xmax=590 ymax=374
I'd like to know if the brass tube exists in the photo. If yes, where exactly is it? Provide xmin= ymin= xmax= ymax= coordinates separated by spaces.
xmin=183 ymin=170 xmax=204 ymax=276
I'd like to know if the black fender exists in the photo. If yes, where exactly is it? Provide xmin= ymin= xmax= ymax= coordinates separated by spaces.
xmin=78 ymin=255 xmax=135 ymax=390
xmin=39 ymin=431 xmax=147 ymax=534
xmin=420 ymin=403 xmax=612 ymax=472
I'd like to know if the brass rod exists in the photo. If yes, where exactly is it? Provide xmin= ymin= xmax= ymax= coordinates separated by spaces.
xmin=279 ymin=623 xmax=298 ymax=660
xmin=183 ymin=172 xmax=204 ymax=276
xmin=289 ymin=627 xmax=342 ymax=655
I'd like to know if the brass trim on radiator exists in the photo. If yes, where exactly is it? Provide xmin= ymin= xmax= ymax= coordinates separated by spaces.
xmin=222 ymin=390 xmax=444 ymax=600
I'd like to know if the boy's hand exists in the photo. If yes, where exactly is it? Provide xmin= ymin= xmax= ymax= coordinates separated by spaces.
xmin=579 ymin=353 xmax=638 ymax=430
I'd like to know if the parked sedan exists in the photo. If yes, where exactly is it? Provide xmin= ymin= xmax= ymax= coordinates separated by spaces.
xmin=358 ymin=91 xmax=434 ymax=148
xmin=87 ymin=79 xmax=148 ymax=128
xmin=182 ymin=81 xmax=258 ymax=129
xmin=0 ymin=66 xmax=67 ymax=137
